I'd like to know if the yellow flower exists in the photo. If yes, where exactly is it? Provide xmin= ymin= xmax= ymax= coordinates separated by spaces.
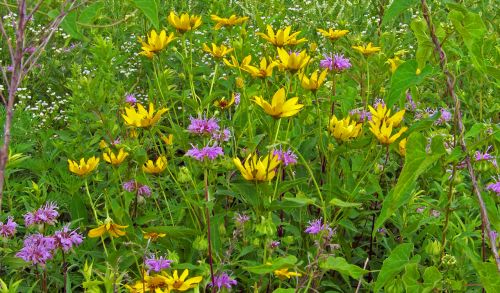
xmin=164 ymin=269 xmax=202 ymax=292
xmin=88 ymin=218 xmax=128 ymax=238
xmin=167 ymin=12 xmax=202 ymax=33
xmin=103 ymin=148 xmax=129 ymax=165
xmin=143 ymin=156 xmax=167 ymax=174
xmin=399 ymin=138 xmax=407 ymax=156
xmin=317 ymin=28 xmax=349 ymax=41
xmin=298 ymin=69 xmax=328 ymax=91
xmin=161 ymin=134 xmax=174 ymax=145
xmin=328 ymin=116 xmax=362 ymax=141
xmin=253 ymin=87 xmax=304 ymax=118
xmin=223 ymin=54 xmax=252 ymax=69
xmin=369 ymin=120 xmax=408 ymax=145
xmin=274 ymin=268 xmax=302 ymax=280
xmin=125 ymin=272 xmax=168 ymax=293
xmin=202 ymin=43 xmax=234 ymax=59
xmin=138 ymin=29 xmax=175 ymax=58
xmin=99 ymin=140 xmax=108 ymax=150
xmin=235 ymin=77 xmax=245 ymax=89
xmin=122 ymin=102 xmax=168 ymax=128
xmin=256 ymin=25 xmax=307 ymax=47
xmin=233 ymin=152 xmax=281 ymax=181
xmin=143 ymin=231 xmax=167 ymax=241
xmin=242 ymin=57 xmax=278 ymax=78
xmin=368 ymin=104 xmax=405 ymax=127
xmin=387 ymin=56 xmax=403 ymax=73
xmin=352 ymin=42 xmax=381 ymax=56
xmin=68 ymin=156 xmax=99 ymax=176
xmin=210 ymin=14 xmax=249 ymax=30
xmin=214 ymin=93 xmax=235 ymax=109
xmin=277 ymin=47 xmax=311 ymax=73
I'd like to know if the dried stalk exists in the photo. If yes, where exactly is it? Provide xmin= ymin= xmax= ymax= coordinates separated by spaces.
xmin=420 ymin=0 xmax=500 ymax=272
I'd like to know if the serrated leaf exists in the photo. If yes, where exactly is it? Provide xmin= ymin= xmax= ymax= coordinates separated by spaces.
xmin=374 ymin=243 xmax=414 ymax=292
xmin=382 ymin=0 xmax=416 ymax=26
xmin=402 ymin=263 xmax=422 ymax=293
xmin=422 ymin=266 xmax=442 ymax=292
xmin=320 ymin=256 xmax=368 ymax=279
xmin=374 ymin=133 xmax=446 ymax=233
xmin=133 ymin=0 xmax=160 ymax=29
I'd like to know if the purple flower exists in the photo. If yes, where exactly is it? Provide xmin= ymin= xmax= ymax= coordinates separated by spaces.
xmin=112 ymin=137 xmax=121 ymax=145
xmin=144 ymin=254 xmax=173 ymax=273
xmin=406 ymin=91 xmax=416 ymax=111
xmin=24 ymin=47 xmax=36 ymax=54
xmin=186 ymin=144 xmax=224 ymax=161
xmin=123 ymin=180 xmax=137 ymax=192
xmin=125 ymin=93 xmax=137 ymax=104
xmin=212 ymin=128 xmax=231 ymax=142
xmin=137 ymin=185 xmax=152 ymax=197
xmin=274 ymin=148 xmax=298 ymax=166
xmin=24 ymin=202 xmax=59 ymax=226
xmin=6 ymin=65 xmax=14 ymax=72
xmin=187 ymin=116 xmax=220 ymax=135
xmin=474 ymin=146 xmax=497 ymax=167
xmin=373 ymin=99 xmax=386 ymax=109
xmin=16 ymin=234 xmax=56 ymax=265
xmin=486 ymin=180 xmax=500 ymax=195
xmin=234 ymin=213 xmax=250 ymax=225
xmin=349 ymin=109 xmax=372 ymax=122
xmin=211 ymin=272 xmax=237 ymax=289
xmin=320 ymin=55 xmax=334 ymax=70
xmin=0 ymin=216 xmax=17 ymax=238
xmin=234 ymin=93 xmax=241 ymax=105
xmin=270 ymin=241 xmax=280 ymax=248
xmin=333 ymin=54 xmax=351 ymax=71
xmin=305 ymin=218 xmax=333 ymax=237
xmin=53 ymin=225 xmax=84 ymax=252
xmin=435 ymin=108 xmax=452 ymax=125
xmin=489 ymin=230 xmax=498 ymax=244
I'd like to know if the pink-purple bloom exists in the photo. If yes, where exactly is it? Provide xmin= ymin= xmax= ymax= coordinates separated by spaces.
xmin=24 ymin=202 xmax=59 ymax=226
xmin=0 ymin=216 xmax=17 ymax=238
xmin=53 ymin=226 xmax=84 ymax=252
xmin=320 ymin=54 xmax=351 ymax=72
xmin=406 ymin=91 xmax=416 ymax=111
xmin=186 ymin=144 xmax=224 ymax=161
xmin=349 ymin=109 xmax=372 ymax=122
xmin=486 ymin=180 xmax=500 ymax=195
xmin=212 ymin=128 xmax=231 ymax=142
xmin=125 ymin=93 xmax=137 ymax=104
xmin=123 ymin=180 xmax=137 ymax=192
xmin=305 ymin=218 xmax=333 ymax=237
xmin=123 ymin=180 xmax=152 ymax=197
xmin=234 ymin=213 xmax=250 ymax=225
xmin=137 ymin=185 xmax=152 ymax=197
xmin=234 ymin=93 xmax=241 ymax=105
xmin=211 ymin=272 xmax=237 ymax=289
xmin=274 ymin=148 xmax=298 ymax=166
xmin=188 ymin=116 xmax=220 ymax=135
xmin=435 ymin=108 xmax=452 ymax=125
xmin=144 ymin=254 xmax=173 ymax=273
xmin=16 ymin=234 xmax=56 ymax=265
xmin=474 ymin=146 xmax=497 ymax=167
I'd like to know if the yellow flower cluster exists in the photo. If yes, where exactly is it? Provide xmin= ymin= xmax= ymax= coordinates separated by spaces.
xmin=328 ymin=116 xmax=362 ymax=142
xmin=233 ymin=153 xmax=281 ymax=181
xmin=126 ymin=269 xmax=202 ymax=292
xmin=368 ymin=104 xmax=407 ymax=145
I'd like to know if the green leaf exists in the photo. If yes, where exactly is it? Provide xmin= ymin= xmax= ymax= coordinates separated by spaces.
xmin=133 ymin=0 xmax=160 ymax=29
xmin=476 ymin=262 xmax=500 ymax=292
xmin=273 ymin=289 xmax=296 ymax=293
xmin=402 ymin=263 xmax=422 ymax=293
xmin=79 ymin=1 xmax=104 ymax=24
xmin=387 ymin=60 xmax=433 ymax=107
xmin=410 ymin=19 xmax=434 ymax=71
xmin=422 ymin=266 xmax=442 ymax=292
xmin=382 ymin=0 xmax=416 ymax=26
xmin=319 ymin=256 xmax=368 ymax=279
xmin=448 ymin=9 xmax=487 ymax=72
xmin=374 ymin=133 xmax=446 ymax=232
xmin=270 ymin=196 xmax=316 ymax=210
xmin=245 ymin=255 xmax=297 ymax=274
xmin=329 ymin=198 xmax=362 ymax=208
xmin=374 ymin=243 xmax=414 ymax=292
xmin=49 ymin=9 xmax=82 ymax=39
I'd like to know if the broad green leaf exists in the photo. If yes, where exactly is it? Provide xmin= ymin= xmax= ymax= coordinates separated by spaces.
xmin=269 ymin=196 xmax=316 ymax=210
xmin=49 ymin=9 xmax=82 ymax=39
xmin=374 ymin=243 xmax=414 ymax=292
xmin=381 ymin=0 xmax=416 ymax=26
xmin=273 ymin=289 xmax=296 ymax=293
xmin=422 ymin=266 xmax=442 ymax=292
xmin=329 ymin=198 xmax=362 ymax=208
xmin=79 ymin=1 xmax=104 ymax=24
xmin=133 ymin=0 xmax=160 ymax=29
xmin=410 ymin=19 xmax=433 ymax=71
xmin=387 ymin=60 xmax=433 ymax=107
xmin=475 ymin=262 xmax=500 ymax=292
xmin=245 ymin=255 xmax=297 ymax=274
xmin=402 ymin=263 xmax=421 ymax=293
xmin=448 ymin=9 xmax=486 ymax=72
xmin=319 ymin=256 xmax=368 ymax=279
xmin=374 ymin=133 xmax=446 ymax=232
